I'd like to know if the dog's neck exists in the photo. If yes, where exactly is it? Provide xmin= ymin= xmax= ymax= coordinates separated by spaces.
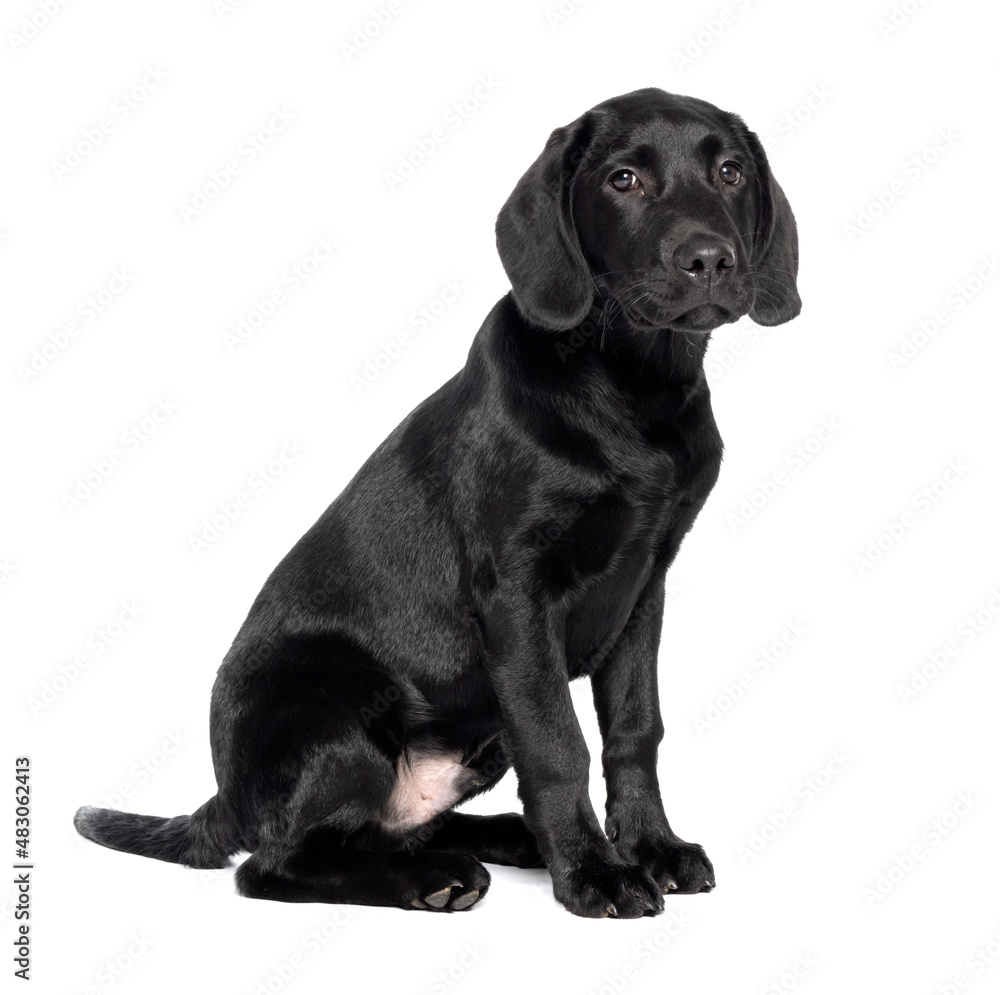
xmin=484 ymin=293 xmax=713 ymax=409
xmin=579 ymin=300 xmax=712 ymax=392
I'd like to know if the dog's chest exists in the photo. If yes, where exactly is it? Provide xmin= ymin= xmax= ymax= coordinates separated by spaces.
xmin=560 ymin=417 xmax=722 ymax=671
xmin=617 ymin=405 xmax=723 ymax=543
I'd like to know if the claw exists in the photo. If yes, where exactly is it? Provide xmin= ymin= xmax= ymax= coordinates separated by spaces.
xmin=425 ymin=887 xmax=453 ymax=908
xmin=450 ymin=889 xmax=480 ymax=911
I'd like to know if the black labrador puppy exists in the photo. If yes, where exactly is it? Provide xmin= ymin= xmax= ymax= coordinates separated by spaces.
xmin=75 ymin=87 xmax=800 ymax=918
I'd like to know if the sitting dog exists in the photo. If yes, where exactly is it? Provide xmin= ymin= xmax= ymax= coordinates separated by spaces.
xmin=76 ymin=87 xmax=800 ymax=918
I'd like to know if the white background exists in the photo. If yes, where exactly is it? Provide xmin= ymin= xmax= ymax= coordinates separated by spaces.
xmin=4 ymin=0 xmax=1000 ymax=992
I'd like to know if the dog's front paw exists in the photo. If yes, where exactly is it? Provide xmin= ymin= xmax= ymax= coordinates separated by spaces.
xmin=615 ymin=834 xmax=715 ymax=894
xmin=552 ymin=856 xmax=664 ymax=918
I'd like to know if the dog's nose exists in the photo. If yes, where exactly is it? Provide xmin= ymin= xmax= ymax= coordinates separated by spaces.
xmin=673 ymin=235 xmax=736 ymax=283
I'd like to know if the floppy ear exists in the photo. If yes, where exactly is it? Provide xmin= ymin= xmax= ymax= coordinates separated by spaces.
xmin=744 ymin=130 xmax=802 ymax=326
xmin=495 ymin=116 xmax=595 ymax=331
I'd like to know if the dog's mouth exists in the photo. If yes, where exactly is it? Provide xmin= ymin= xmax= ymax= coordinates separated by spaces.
xmin=666 ymin=302 xmax=738 ymax=332
xmin=595 ymin=272 xmax=749 ymax=335
xmin=622 ymin=298 xmax=737 ymax=334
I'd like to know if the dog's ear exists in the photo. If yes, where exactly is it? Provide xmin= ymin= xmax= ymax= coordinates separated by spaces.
xmin=495 ymin=116 xmax=594 ymax=331
xmin=743 ymin=128 xmax=802 ymax=326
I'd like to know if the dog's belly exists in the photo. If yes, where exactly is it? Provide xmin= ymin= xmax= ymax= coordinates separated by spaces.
xmin=377 ymin=751 xmax=480 ymax=832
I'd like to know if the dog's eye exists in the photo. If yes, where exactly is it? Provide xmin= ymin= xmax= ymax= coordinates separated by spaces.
xmin=719 ymin=161 xmax=743 ymax=185
xmin=609 ymin=169 xmax=641 ymax=192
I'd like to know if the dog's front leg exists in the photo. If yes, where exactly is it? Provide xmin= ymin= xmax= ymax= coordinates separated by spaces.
xmin=486 ymin=600 xmax=664 ymax=919
xmin=590 ymin=572 xmax=716 ymax=895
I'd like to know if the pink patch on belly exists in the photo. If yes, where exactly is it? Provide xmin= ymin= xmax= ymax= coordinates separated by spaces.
xmin=378 ymin=751 xmax=479 ymax=832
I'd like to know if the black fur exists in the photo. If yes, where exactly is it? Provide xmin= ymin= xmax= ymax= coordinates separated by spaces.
xmin=75 ymin=88 xmax=800 ymax=917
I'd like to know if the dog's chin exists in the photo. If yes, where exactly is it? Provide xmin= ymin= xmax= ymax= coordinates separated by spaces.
xmin=666 ymin=303 xmax=738 ymax=333
xmin=624 ymin=301 xmax=738 ymax=334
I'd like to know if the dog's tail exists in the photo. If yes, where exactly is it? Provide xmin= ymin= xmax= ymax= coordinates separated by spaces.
xmin=73 ymin=795 xmax=239 ymax=869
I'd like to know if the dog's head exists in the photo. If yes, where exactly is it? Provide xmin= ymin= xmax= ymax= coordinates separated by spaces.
xmin=496 ymin=88 xmax=800 ymax=334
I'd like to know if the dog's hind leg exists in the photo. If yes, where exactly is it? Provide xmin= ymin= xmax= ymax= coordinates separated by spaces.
xmin=233 ymin=734 xmax=491 ymax=910
xmin=425 ymin=813 xmax=543 ymax=868
xmin=236 ymin=842 xmax=490 ymax=911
